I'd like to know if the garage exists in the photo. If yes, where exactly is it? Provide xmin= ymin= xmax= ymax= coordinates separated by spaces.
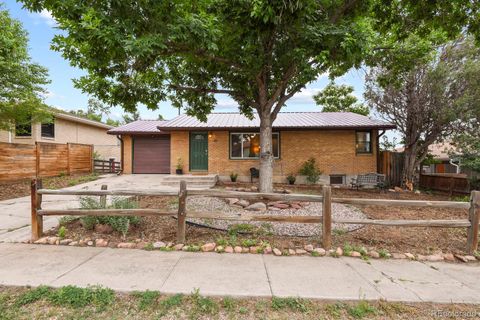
xmin=132 ymin=135 xmax=171 ymax=173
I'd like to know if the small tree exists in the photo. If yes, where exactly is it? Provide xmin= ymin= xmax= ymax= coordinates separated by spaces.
xmin=314 ymin=82 xmax=369 ymax=116
xmin=299 ymin=158 xmax=322 ymax=184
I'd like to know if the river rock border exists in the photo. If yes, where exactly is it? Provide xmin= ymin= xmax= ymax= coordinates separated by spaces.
xmin=28 ymin=236 xmax=479 ymax=263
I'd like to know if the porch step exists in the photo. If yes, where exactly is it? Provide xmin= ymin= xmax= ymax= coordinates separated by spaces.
xmin=161 ymin=174 xmax=218 ymax=188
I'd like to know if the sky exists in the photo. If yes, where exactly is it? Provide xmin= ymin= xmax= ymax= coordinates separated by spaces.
xmin=5 ymin=0 xmax=370 ymax=123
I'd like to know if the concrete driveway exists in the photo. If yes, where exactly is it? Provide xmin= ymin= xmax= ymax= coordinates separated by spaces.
xmin=0 ymin=174 xmax=180 ymax=243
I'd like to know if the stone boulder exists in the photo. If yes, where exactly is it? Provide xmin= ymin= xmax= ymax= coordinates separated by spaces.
xmin=201 ymin=243 xmax=216 ymax=252
xmin=245 ymin=202 xmax=267 ymax=211
xmin=236 ymin=200 xmax=250 ymax=208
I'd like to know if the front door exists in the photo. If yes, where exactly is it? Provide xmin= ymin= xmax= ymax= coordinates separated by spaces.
xmin=189 ymin=132 xmax=208 ymax=171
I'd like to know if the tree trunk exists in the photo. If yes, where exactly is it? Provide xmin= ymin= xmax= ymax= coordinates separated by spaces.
xmin=259 ymin=112 xmax=274 ymax=193
xmin=402 ymin=144 xmax=417 ymax=190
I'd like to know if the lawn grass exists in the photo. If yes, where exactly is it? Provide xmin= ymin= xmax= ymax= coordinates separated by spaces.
xmin=0 ymin=285 xmax=478 ymax=320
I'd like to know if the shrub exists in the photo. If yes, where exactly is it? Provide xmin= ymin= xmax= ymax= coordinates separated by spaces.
xmin=57 ymin=226 xmax=67 ymax=239
xmin=299 ymin=158 xmax=322 ymax=184
xmin=230 ymin=172 xmax=238 ymax=182
xmin=79 ymin=197 xmax=141 ymax=237
xmin=469 ymin=176 xmax=480 ymax=191
xmin=286 ymin=174 xmax=296 ymax=185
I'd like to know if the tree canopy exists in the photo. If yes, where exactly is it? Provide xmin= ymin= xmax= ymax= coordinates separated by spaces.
xmin=0 ymin=5 xmax=50 ymax=130
xmin=314 ymin=82 xmax=369 ymax=116
xmin=20 ymin=0 xmax=480 ymax=191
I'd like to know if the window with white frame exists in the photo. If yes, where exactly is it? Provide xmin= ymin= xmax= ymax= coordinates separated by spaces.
xmin=230 ymin=132 xmax=280 ymax=159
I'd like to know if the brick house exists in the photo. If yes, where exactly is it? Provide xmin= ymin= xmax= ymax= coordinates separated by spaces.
xmin=0 ymin=112 xmax=120 ymax=160
xmin=108 ymin=112 xmax=395 ymax=184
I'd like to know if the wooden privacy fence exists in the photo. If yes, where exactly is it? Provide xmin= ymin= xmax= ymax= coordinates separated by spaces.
xmin=0 ymin=142 xmax=93 ymax=181
xmin=378 ymin=151 xmax=404 ymax=187
xmin=94 ymin=159 xmax=121 ymax=174
xmin=420 ymin=173 xmax=470 ymax=195
xmin=31 ymin=179 xmax=480 ymax=253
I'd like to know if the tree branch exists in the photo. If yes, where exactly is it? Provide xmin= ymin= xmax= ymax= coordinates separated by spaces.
xmin=170 ymin=85 xmax=235 ymax=95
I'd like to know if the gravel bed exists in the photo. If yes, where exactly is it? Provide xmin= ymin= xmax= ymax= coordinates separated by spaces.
xmin=182 ymin=196 xmax=366 ymax=237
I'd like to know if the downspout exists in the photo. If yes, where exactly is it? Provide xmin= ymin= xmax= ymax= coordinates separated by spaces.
xmin=376 ymin=130 xmax=386 ymax=173
xmin=449 ymin=158 xmax=461 ymax=174
xmin=117 ymin=135 xmax=124 ymax=174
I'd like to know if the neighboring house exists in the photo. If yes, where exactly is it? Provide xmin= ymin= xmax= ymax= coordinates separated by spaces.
xmin=108 ymin=112 xmax=395 ymax=184
xmin=0 ymin=112 xmax=120 ymax=160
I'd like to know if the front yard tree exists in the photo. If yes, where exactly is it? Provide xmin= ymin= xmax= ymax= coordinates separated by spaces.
xmin=21 ymin=1 xmax=479 ymax=192
xmin=365 ymin=38 xmax=480 ymax=188
xmin=314 ymin=82 xmax=369 ymax=116
xmin=0 ymin=6 xmax=50 ymax=131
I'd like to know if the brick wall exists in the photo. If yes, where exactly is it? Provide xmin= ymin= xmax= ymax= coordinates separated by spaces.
xmin=170 ymin=131 xmax=190 ymax=174
xmin=167 ymin=130 xmax=377 ymax=183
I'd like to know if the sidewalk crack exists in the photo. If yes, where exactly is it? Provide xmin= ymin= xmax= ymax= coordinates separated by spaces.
xmin=261 ymin=255 xmax=274 ymax=297
xmin=159 ymin=252 xmax=183 ymax=289
xmin=49 ymin=248 xmax=107 ymax=284
xmin=343 ymin=260 xmax=385 ymax=300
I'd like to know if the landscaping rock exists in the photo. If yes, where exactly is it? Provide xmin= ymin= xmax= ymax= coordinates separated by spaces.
xmin=236 ymin=200 xmax=250 ymax=208
xmin=268 ymin=207 xmax=281 ymax=211
xmin=368 ymin=251 xmax=380 ymax=259
xmin=273 ymin=203 xmax=290 ymax=209
xmin=245 ymin=202 xmax=267 ymax=211
xmin=350 ymin=251 xmax=362 ymax=257
xmin=48 ymin=237 xmax=59 ymax=245
xmin=288 ymin=249 xmax=296 ymax=255
xmin=263 ymin=246 xmax=272 ymax=254
xmin=335 ymin=247 xmax=343 ymax=256
xmin=201 ymin=243 xmax=216 ymax=252
xmin=117 ymin=242 xmax=136 ymax=249
xmin=226 ymin=198 xmax=239 ymax=205
xmin=182 ymin=246 xmax=190 ymax=251
xmin=304 ymin=244 xmax=314 ymax=252
xmin=249 ymin=246 xmax=260 ymax=254
xmin=465 ymin=255 xmax=477 ymax=262
xmin=225 ymin=246 xmax=234 ymax=253
xmin=94 ymin=224 xmax=113 ymax=234
xmin=290 ymin=204 xmax=302 ymax=210
xmin=313 ymin=248 xmax=326 ymax=256
xmin=295 ymin=249 xmax=307 ymax=255
xmin=242 ymin=247 xmax=249 ymax=253
xmin=215 ymin=246 xmax=225 ymax=253
xmin=153 ymin=241 xmax=166 ymax=249
xmin=34 ymin=237 xmax=48 ymax=245
xmin=250 ymin=186 xmax=258 ymax=192
xmin=273 ymin=248 xmax=282 ymax=256
xmin=416 ymin=254 xmax=427 ymax=261
xmin=95 ymin=239 xmax=108 ymax=247
xmin=173 ymin=243 xmax=184 ymax=251
xmin=59 ymin=239 xmax=73 ymax=245
xmin=68 ymin=241 xmax=78 ymax=246
xmin=443 ymin=253 xmax=455 ymax=262
xmin=426 ymin=254 xmax=444 ymax=262
xmin=87 ymin=241 xmax=94 ymax=246
xmin=234 ymin=246 xmax=243 ymax=253
xmin=392 ymin=253 xmax=406 ymax=259
xmin=404 ymin=253 xmax=415 ymax=260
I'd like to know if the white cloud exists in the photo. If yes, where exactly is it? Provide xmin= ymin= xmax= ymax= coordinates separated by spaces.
xmin=31 ymin=9 xmax=57 ymax=27
xmin=214 ymin=97 xmax=239 ymax=111
xmin=288 ymin=88 xmax=321 ymax=104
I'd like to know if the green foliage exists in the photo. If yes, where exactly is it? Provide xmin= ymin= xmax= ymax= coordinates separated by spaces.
xmin=228 ymin=223 xmax=255 ymax=236
xmin=241 ymin=239 xmax=257 ymax=247
xmin=314 ymin=82 xmax=369 ymax=116
xmin=191 ymin=289 xmax=218 ymax=315
xmin=160 ymin=294 xmax=183 ymax=310
xmin=229 ymin=172 xmax=238 ymax=182
xmin=133 ymin=290 xmax=160 ymax=310
xmin=57 ymin=226 xmax=67 ymax=239
xmin=469 ymin=176 xmax=480 ymax=191
xmin=222 ymin=296 xmax=235 ymax=311
xmin=176 ymin=158 xmax=183 ymax=170
xmin=79 ymin=197 xmax=140 ymax=236
xmin=0 ymin=5 xmax=51 ymax=131
xmin=14 ymin=286 xmax=51 ymax=307
xmin=122 ymin=111 xmax=140 ymax=124
xmin=347 ymin=300 xmax=377 ymax=319
xmin=378 ymin=249 xmax=390 ymax=259
xmin=286 ymin=174 xmax=296 ymax=184
xmin=59 ymin=216 xmax=78 ymax=227
xmin=299 ymin=158 xmax=322 ymax=184
xmin=271 ymin=297 xmax=310 ymax=313
xmin=48 ymin=285 xmax=114 ymax=308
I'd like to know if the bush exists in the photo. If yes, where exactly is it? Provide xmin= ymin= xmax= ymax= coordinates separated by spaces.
xmin=299 ymin=158 xmax=322 ymax=184
xmin=79 ymin=197 xmax=141 ymax=237
xmin=469 ymin=176 xmax=480 ymax=191
xmin=230 ymin=172 xmax=238 ymax=182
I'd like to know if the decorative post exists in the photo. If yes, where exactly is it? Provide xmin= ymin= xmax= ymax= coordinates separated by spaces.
xmin=177 ymin=180 xmax=187 ymax=243
xmin=31 ymin=179 xmax=43 ymax=240
xmin=100 ymin=185 xmax=108 ymax=208
xmin=467 ymin=191 xmax=480 ymax=253
xmin=322 ymin=185 xmax=332 ymax=249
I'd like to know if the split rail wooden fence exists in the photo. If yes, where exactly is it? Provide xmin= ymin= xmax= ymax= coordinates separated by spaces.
xmin=31 ymin=179 xmax=480 ymax=253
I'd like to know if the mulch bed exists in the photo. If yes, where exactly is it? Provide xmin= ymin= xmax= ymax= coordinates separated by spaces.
xmin=46 ymin=184 xmax=474 ymax=255
xmin=0 ymin=174 xmax=100 ymax=201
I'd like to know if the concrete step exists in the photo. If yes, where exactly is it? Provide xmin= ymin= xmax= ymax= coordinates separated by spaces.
xmin=162 ymin=175 xmax=217 ymax=182
xmin=161 ymin=181 xmax=216 ymax=187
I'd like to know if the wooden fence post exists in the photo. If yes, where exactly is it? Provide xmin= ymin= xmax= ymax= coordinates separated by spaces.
xmin=467 ymin=191 xmax=480 ymax=253
xmin=322 ymin=185 xmax=332 ymax=249
xmin=177 ymin=180 xmax=187 ymax=243
xmin=31 ymin=179 xmax=43 ymax=241
xmin=35 ymin=142 xmax=40 ymax=178
xmin=100 ymin=185 xmax=108 ymax=208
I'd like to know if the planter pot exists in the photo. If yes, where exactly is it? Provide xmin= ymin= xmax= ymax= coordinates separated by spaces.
xmin=288 ymin=180 xmax=295 ymax=185
xmin=176 ymin=169 xmax=183 ymax=175
xmin=230 ymin=178 xmax=237 ymax=182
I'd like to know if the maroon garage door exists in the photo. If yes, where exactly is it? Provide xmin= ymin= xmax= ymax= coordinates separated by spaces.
xmin=133 ymin=135 xmax=171 ymax=173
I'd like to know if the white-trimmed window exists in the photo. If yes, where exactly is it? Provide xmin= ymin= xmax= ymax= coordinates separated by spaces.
xmin=230 ymin=132 xmax=280 ymax=159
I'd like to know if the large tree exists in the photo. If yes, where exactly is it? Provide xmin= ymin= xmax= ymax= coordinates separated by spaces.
xmin=365 ymin=38 xmax=480 ymax=187
xmin=0 ymin=5 xmax=50 ymax=131
xmin=21 ymin=0 xmax=480 ymax=192
xmin=314 ymin=82 xmax=369 ymax=116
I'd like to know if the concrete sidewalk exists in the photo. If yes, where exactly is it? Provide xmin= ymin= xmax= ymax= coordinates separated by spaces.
xmin=1 ymin=243 xmax=479 ymax=304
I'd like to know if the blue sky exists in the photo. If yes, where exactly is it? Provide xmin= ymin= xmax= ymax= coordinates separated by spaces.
xmin=5 ymin=0 xmax=368 ymax=122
